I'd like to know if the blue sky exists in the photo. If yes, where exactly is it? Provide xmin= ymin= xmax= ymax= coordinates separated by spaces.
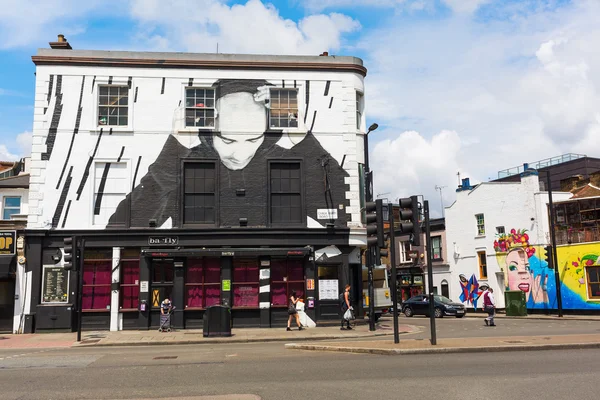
xmin=0 ymin=0 xmax=597 ymax=214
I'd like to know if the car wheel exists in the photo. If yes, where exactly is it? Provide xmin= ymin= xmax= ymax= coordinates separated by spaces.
xmin=404 ymin=307 xmax=413 ymax=317
xmin=455 ymin=315 xmax=464 ymax=318
xmin=434 ymin=307 xmax=443 ymax=318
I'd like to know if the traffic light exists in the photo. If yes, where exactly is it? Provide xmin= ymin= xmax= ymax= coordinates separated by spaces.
xmin=398 ymin=195 xmax=421 ymax=246
xmin=543 ymin=245 xmax=553 ymax=268
xmin=366 ymin=199 xmax=388 ymax=265
xmin=378 ymin=203 xmax=389 ymax=261
xmin=63 ymin=236 xmax=77 ymax=271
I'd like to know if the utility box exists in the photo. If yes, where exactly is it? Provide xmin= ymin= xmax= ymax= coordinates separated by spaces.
xmin=203 ymin=305 xmax=232 ymax=337
xmin=504 ymin=290 xmax=527 ymax=316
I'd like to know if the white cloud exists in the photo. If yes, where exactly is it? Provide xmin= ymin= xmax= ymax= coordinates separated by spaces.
xmin=370 ymin=129 xmax=468 ymax=217
xmin=440 ymin=0 xmax=490 ymax=14
xmin=360 ymin=0 xmax=600 ymax=214
xmin=16 ymin=131 xmax=32 ymax=156
xmin=129 ymin=0 xmax=360 ymax=55
xmin=302 ymin=0 xmax=408 ymax=12
xmin=0 ymin=144 xmax=19 ymax=161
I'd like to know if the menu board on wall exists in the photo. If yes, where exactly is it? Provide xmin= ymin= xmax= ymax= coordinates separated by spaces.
xmin=318 ymin=279 xmax=339 ymax=300
xmin=42 ymin=265 xmax=69 ymax=303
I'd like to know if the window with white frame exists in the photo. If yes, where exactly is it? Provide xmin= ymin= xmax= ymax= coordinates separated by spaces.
xmin=398 ymin=241 xmax=412 ymax=264
xmin=475 ymin=213 xmax=485 ymax=236
xmin=269 ymin=88 xmax=298 ymax=128
xmin=496 ymin=226 xmax=505 ymax=235
xmin=98 ymin=86 xmax=129 ymax=126
xmin=185 ymin=88 xmax=216 ymax=128
xmin=431 ymin=236 xmax=442 ymax=260
xmin=2 ymin=196 xmax=21 ymax=220
xmin=356 ymin=92 xmax=363 ymax=130
xmin=93 ymin=162 xmax=128 ymax=226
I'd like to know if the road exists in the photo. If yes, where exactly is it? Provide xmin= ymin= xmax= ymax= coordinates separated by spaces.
xmin=378 ymin=315 xmax=600 ymax=339
xmin=0 ymin=338 xmax=599 ymax=399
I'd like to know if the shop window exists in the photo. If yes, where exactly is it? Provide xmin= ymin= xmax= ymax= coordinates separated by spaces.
xmin=152 ymin=260 xmax=174 ymax=308
xmin=269 ymin=88 xmax=298 ymax=128
xmin=183 ymin=162 xmax=216 ymax=225
xmin=185 ymin=257 xmax=221 ymax=308
xmin=120 ymin=250 xmax=140 ymax=310
xmin=478 ymin=251 xmax=488 ymax=279
xmin=82 ymin=250 xmax=112 ymax=310
xmin=271 ymin=259 xmax=305 ymax=306
xmin=586 ymin=266 xmax=600 ymax=299
xmin=233 ymin=259 xmax=259 ymax=307
xmin=270 ymin=162 xmax=302 ymax=225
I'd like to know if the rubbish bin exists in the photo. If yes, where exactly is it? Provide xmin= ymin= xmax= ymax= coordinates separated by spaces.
xmin=203 ymin=305 xmax=232 ymax=337
xmin=504 ymin=290 xmax=527 ymax=316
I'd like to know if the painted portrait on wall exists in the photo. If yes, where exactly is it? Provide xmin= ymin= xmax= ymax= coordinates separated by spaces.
xmin=108 ymin=79 xmax=349 ymax=229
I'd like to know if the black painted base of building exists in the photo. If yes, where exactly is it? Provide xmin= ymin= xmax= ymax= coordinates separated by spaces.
xmin=25 ymin=227 xmax=364 ymax=332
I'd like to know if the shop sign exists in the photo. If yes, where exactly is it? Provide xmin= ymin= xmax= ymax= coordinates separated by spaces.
xmin=148 ymin=236 xmax=179 ymax=246
xmin=221 ymin=251 xmax=235 ymax=256
xmin=222 ymin=279 xmax=231 ymax=292
xmin=0 ymin=231 xmax=16 ymax=255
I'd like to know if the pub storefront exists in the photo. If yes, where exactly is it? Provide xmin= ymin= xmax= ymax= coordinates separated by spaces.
xmin=26 ymin=230 xmax=359 ymax=332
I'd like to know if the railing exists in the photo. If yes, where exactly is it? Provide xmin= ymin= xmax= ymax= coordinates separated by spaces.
xmin=555 ymin=227 xmax=600 ymax=245
xmin=498 ymin=153 xmax=586 ymax=179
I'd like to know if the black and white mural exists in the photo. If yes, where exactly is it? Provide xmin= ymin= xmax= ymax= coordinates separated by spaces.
xmin=30 ymin=73 xmax=363 ymax=231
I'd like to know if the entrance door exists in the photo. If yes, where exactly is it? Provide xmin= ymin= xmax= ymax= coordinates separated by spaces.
xmin=0 ymin=279 xmax=15 ymax=333
xmin=150 ymin=259 xmax=174 ymax=328
xmin=316 ymin=265 xmax=341 ymax=321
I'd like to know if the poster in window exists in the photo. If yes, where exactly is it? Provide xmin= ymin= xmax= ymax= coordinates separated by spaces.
xmin=413 ymin=275 xmax=424 ymax=285
xmin=42 ymin=265 xmax=69 ymax=303
xmin=318 ymin=279 xmax=338 ymax=300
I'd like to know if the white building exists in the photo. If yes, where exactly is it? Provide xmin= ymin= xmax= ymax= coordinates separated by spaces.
xmin=445 ymin=171 xmax=572 ymax=309
xmin=25 ymin=35 xmax=370 ymax=332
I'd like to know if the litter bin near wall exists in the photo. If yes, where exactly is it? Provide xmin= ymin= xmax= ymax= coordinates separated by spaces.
xmin=203 ymin=305 xmax=232 ymax=337
xmin=505 ymin=290 xmax=527 ymax=316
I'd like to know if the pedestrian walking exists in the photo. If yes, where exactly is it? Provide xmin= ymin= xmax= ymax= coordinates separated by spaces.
xmin=287 ymin=291 xmax=303 ymax=331
xmin=483 ymin=287 xmax=496 ymax=326
xmin=340 ymin=284 xmax=353 ymax=330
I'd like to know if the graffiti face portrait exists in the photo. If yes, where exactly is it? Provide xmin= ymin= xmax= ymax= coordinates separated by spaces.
xmin=506 ymin=248 xmax=533 ymax=300
xmin=214 ymin=91 xmax=267 ymax=170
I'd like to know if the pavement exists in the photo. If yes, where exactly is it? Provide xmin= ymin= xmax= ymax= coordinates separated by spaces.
xmin=0 ymin=322 xmax=417 ymax=350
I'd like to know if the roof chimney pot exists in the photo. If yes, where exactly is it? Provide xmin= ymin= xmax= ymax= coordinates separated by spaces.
xmin=319 ymin=51 xmax=329 ymax=56
xmin=49 ymin=33 xmax=72 ymax=50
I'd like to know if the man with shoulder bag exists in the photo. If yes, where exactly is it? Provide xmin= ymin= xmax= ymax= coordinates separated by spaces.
xmin=483 ymin=287 xmax=496 ymax=326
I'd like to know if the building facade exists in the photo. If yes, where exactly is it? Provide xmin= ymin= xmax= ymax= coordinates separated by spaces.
xmin=25 ymin=37 xmax=369 ymax=331
xmin=445 ymin=172 xmax=574 ymax=311
xmin=0 ymin=158 xmax=30 ymax=332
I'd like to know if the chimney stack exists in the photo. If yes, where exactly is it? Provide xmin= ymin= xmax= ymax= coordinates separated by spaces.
xmin=49 ymin=34 xmax=72 ymax=50
xmin=319 ymin=51 xmax=329 ymax=56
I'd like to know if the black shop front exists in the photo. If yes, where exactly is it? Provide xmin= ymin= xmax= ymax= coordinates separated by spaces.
xmin=25 ymin=229 xmax=360 ymax=332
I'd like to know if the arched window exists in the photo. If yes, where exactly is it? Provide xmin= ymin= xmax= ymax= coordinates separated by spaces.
xmin=441 ymin=280 xmax=449 ymax=298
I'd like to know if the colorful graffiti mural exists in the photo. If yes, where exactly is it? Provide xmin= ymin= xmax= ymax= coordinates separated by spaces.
xmin=493 ymin=228 xmax=600 ymax=310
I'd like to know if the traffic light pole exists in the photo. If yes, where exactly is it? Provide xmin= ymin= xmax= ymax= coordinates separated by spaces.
xmin=363 ymin=131 xmax=376 ymax=332
xmin=388 ymin=202 xmax=399 ymax=343
xmin=76 ymin=237 xmax=86 ymax=342
xmin=424 ymin=200 xmax=437 ymax=345
xmin=546 ymin=172 xmax=563 ymax=317
xmin=368 ymin=247 xmax=375 ymax=331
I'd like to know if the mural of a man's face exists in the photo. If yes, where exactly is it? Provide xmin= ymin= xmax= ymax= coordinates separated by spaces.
xmin=213 ymin=92 xmax=266 ymax=170
xmin=506 ymin=248 xmax=533 ymax=300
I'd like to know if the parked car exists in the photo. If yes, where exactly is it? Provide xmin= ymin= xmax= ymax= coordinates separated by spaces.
xmin=401 ymin=294 xmax=466 ymax=318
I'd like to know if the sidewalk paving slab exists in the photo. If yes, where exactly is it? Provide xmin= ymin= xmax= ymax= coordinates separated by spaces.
xmin=0 ymin=324 xmax=419 ymax=350
xmin=285 ymin=333 xmax=600 ymax=355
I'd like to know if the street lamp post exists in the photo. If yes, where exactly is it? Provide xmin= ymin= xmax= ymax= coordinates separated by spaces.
xmin=364 ymin=123 xmax=378 ymax=331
